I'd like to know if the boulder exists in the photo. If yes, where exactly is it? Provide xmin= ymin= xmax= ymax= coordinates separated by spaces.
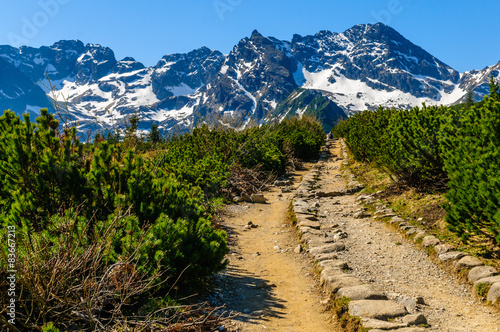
xmin=348 ymin=300 xmax=407 ymax=320
xmin=421 ymin=235 xmax=440 ymax=247
xmin=487 ymin=282 xmax=500 ymax=304
xmin=434 ymin=243 xmax=455 ymax=255
xmin=473 ymin=276 xmax=500 ymax=294
xmin=438 ymin=251 xmax=466 ymax=261
xmin=468 ymin=266 xmax=497 ymax=283
xmin=413 ymin=231 xmax=427 ymax=242
xmin=454 ymin=256 xmax=483 ymax=269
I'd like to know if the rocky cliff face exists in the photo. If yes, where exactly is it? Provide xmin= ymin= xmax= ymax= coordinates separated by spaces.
xmin=0 ymin=23 xmax=497 ymax=135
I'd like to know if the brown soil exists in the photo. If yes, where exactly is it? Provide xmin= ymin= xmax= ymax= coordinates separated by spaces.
xmin=213 ymin=170 xmax=342 ymax=332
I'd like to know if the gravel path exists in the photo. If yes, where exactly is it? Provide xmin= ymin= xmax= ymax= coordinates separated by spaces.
xmin=213 ymin=139 xmax=500 ymax=331
xmin=315 ymin=140 xmax=500 ymax=331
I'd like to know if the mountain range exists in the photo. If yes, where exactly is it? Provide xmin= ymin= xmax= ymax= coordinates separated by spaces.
xmin=0 ymin=23 xmax=498 ymax=136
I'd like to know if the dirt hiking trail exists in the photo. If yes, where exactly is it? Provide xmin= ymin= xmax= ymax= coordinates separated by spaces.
xmin=211 ymin=139 xmax=500 ymax=332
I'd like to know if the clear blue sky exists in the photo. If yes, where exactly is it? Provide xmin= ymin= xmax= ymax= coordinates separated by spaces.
xmin=0 ymin=0 xmax=498 ymax=72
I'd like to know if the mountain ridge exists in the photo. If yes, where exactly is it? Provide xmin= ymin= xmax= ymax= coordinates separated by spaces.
xmin=0 ymin=23 xmax=498 ymax=135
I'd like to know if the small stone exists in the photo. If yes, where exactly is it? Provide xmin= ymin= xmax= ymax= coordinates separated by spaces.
xmin=273 ymin=246 xmax=280 ymax=251
xmin=233 ymin=196 xmax=242 ymax=203
xmin=415 ymin=296 xmax=425 ymax=305
xmin=353 ymin=211 xmax=370 ymax=219
xmin=454 ymin=256 xmax=483 ymax=269
xmin=397 ymin=296 xmax=417 ymax=312
xmin=402 ymin=313 xmax=427 ymax=325
xmin=251 ymin=310 xmax=264 ymax=316
xmin=294 ymin=245 xmax=303 ymax=254
xmin=251 ymin=194 xmax=267 ymax=203
xmin=468 ymin=266 xmax=497 ymax=283
xmin=241 ymin=192 xmax=252 ymax=202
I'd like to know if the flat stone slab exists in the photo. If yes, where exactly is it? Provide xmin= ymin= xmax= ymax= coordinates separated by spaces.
xmin=295 ymin=212 xmax=319 ymax=221
xmin=297 ymin=219 xmax=321 ymax=229
xmin=323 ymin=275 xmax=362 ymax=294
xmin=309 ymin=242 xmax=346 ymax=256
xmin=438 ymin=251 xmax=466 ymax=261
xmin=454 ymin=255 xmax=483 ymax=269
xmin=422 ymin=235 xmax=441 ymax=247
xmin=336 ymin=284 xmax=387 ymax=301
xmin=320 ymin=268 xmax=345 ymax=282
xmin=314 ymin=252 xmax=339 ymax=261
xmin=361 ymin=318 xmax=408 ymax=330
xmin=348 ymin=300 xmax=407 ymax=320
xmin=307 ymin=238 xmax=335 ymax=248
xmin=468 ymin=266 xmax=497 ymax=283
xmin=487 ymin=282 xmax=500 ymax=304
xmin=299 ymin=227 xmax=323 ymax=236
xmin=319 ymin=259 xmax=348 ymax=270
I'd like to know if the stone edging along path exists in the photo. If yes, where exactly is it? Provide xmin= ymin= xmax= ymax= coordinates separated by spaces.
xmin=287 ymin=139 xmax=500 ymax=332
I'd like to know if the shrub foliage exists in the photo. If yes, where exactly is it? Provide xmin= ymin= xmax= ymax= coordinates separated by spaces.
xmin=333 ymin=79 xmax=500 ymax=246
xmin=0 ymin=110 xmax=325 ymax=330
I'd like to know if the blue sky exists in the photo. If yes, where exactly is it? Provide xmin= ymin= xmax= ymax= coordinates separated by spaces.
xmin=0 ymin=0 xmax=499 ymax=72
